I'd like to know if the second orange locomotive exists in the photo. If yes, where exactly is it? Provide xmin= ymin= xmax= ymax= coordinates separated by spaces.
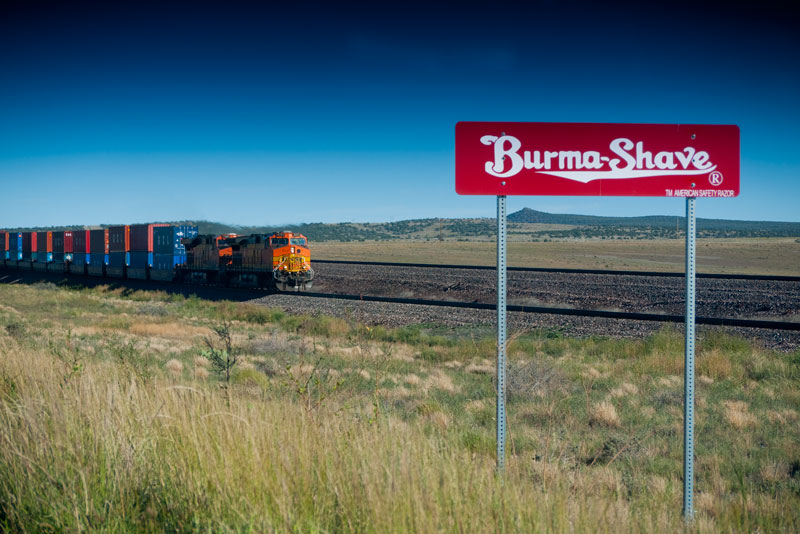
xmin=182 ymin=231 xmax=314 ymax=290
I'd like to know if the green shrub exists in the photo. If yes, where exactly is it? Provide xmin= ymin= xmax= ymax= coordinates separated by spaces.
xmin=4 ymin=321 xmax=26 ymax=339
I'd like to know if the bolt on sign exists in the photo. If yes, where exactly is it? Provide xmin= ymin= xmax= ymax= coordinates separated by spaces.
xmin=455 ymin=122 xmax=739 ymax=197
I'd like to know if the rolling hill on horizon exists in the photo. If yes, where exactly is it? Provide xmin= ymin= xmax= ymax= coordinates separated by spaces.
xmin=506 ymin=208 xmax=800 ymax=233
xmin=5 ymin=208 xmax=800 ymax=241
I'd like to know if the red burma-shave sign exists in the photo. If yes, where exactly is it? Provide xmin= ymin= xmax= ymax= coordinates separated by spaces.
xmin=455 ymin=122 xmax=739 ymax=197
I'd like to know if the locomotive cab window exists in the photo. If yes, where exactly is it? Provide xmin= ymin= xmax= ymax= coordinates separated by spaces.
xmin=290 ymin=238 xmax=306 ymax=246
xmin=272 ymin=238 xmax=289 ymax=246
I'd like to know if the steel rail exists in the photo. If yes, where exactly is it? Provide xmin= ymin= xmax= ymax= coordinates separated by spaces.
xmin=2 ymin=265 xmax=798 ymax=331
xmin=312 ymin=259 xmax=800 ymax=282
xmin=287 ymin=290 xmax=800 ymax=331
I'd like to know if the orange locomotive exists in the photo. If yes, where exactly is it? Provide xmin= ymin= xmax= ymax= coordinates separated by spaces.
xmin=181 ymin=231 xmax=314 ymax=290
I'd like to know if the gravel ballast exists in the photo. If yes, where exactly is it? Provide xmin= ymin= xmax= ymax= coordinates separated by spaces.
xmin=251 ymin=292 xmax=800 ymax=353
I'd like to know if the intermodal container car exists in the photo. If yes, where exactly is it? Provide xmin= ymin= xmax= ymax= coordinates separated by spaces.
xmin=64 ymin=231 xmax=73 ymax=261
xmin=150 ymin=270 xmax=176 ymax=282
xmin=150 ymin=254 xmax=182 ymax=281
xmin=108 ymin=251 xmax=128 ymax=267
xmin=69 ymin=231 xmax=87 ymax=274
xmin=51 ymin=231 xmax=74 ymax=262
xmin=47 ymin=262 xmax=67 ymax=273
xmin=36 ymin=231 xmax=52 ymax=262
xmin=153 ymin=254 xmax=186 ymax=270
xmin=88 ymin=253 xmax=105 ymax=277
xmin=128 ymin=251 xmax=152 ymax=268
xmin=126 ymin=268 xmax=148 ymax=280
xmin=72 ymin=230 xmax=89 ymax=264
xmin=52 ymin=231 xmax=66 ymax=263
xmin=21 ymin=232 xmax=36 ymax=260
xmin=52 ymin=232 xmax=65 ymax=253
xmin=107 ymin=251 xmax=127 ymax=279
xmin=127 ymin=251 xmax=151 ymax=279
xmin=69 ymin=252 xmax=87 ymax=274
xmin=153 ymin=225 xmax=199 ymax=255
xmin=108 ymin=225 xmax=129 ymax=253
xmin=7 ymin=232 xmax=21 ymax=260
xmin=89 ymin=229 xmax=108 ymax=255
xmin=130 ymin=223 xmax=169 ymax=252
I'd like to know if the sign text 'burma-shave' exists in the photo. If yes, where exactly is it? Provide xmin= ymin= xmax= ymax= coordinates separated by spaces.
xmin=455 ymin=122 xmax=739 ymax=197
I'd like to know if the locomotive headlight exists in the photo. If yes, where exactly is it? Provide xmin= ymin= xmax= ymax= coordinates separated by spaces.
xmin=291 ymin=247 xmax=295 ymax=253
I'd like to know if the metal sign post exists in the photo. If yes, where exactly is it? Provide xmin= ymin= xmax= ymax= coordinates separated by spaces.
xmin=456 ymin=121 xmax=739 ymax=503
xmin=496 ymin=195 xmax=507 ymax=471
xmin=683 ymin=197 xmax=697 ymax=519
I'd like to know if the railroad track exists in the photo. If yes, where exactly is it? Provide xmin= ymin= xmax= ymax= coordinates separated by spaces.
xmin=313 ymin=259 xmax=800 ymax=282
xmin=3 ymin=266 xmax=798 ymax=332
xmin=289 ymin=290 xmax=800 ymax=331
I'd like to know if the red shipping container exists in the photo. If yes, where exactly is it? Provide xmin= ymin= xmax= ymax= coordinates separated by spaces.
xmin=108 ymin=225 xmax=129 ymax=252
xmin=73 ymin=230 xmax=89 ymax=254
xmin=36 ymin=231 xmax=53 ymax=252
xmin=89 ymin=229 xmax=108 ymax=254
xmin=64 ymin=231 xmax=73 ymax=254
xmin=130 ymin=223 xmax=169 ymax=252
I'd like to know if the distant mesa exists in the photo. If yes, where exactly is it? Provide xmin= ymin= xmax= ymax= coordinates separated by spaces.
xmin=507 ymin=208 xmax=800 ymax=234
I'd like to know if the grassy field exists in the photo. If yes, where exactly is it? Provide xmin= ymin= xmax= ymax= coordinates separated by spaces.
xmin=312 ymin=237 xmax=800 ymax=276
xmin=1 ymin=281 xmax=799 ymax=532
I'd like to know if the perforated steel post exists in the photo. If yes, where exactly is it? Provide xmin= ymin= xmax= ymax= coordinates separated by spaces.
xmin=496 ymin=195 xmax=507 ymax=471
xmin=683 ymin=197 xmax=696 ymax=519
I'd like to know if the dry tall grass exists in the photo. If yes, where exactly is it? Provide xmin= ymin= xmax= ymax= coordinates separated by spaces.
xmin=1 ymin=282 xmax=798 ymax=532
xmin=0 ymin=334 xmax=743 ymax=533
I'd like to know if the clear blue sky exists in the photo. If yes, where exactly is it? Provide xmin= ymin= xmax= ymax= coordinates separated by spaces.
xmin=1 ymin=0 xmax=798 ymax=228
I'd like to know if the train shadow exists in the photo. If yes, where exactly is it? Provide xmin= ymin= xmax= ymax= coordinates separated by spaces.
xmin=0 ymin=267 xmax=276 ymax=303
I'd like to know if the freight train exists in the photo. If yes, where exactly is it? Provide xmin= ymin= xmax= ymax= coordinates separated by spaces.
xmin=0 ymin=224 xmax=314 ymax=290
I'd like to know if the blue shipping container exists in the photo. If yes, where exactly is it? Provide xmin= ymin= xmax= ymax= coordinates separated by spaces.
xmin=152 ymin=254 xmax=186 ymax=271
xmin=108 ymin=251 xmax=128 ymax=267
xmin=153 ymin=226 xmax=199 ymax=255
xmin=129 ymin=251 xmax=153 ymax=268
xmin=73 ymin=253 xmax=89 ymax=265
xmin=89 ymin=255 xmax=105 ymax=268
xmin=153 ymin=227 xmax=169 ymax=254
xmin=177 ymin=226 xmax=199 ymax=253
xmin=6 ymin=233 xmax=21 ymax=252
xmin=53 ymin=253 xmax=65 ymax=263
